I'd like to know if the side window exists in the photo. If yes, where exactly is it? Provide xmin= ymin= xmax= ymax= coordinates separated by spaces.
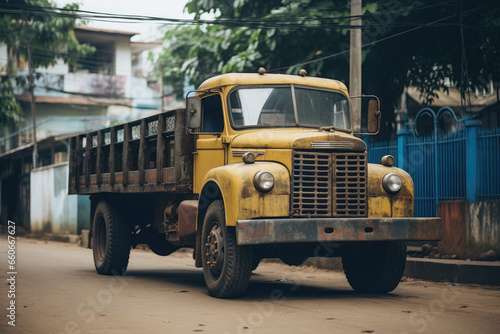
xmin=201 ymin=95 xmax=224 ymax=133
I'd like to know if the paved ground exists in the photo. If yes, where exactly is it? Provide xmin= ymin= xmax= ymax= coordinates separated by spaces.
xmin=1 ymin=237 xmax=499 ymax=334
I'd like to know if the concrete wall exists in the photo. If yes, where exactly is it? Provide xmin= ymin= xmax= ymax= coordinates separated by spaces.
xmin=37 ymin=59 xmax=69 ymax=75
xmin=466 ymin=199 xmax=500 ymax=259
xmin=438 ymin=199 xmax=500 ymax=259
xmin=30 ymin=162 xmax=90 ymax=235
xmin=114 ymin=37 xmax=132 ymax=98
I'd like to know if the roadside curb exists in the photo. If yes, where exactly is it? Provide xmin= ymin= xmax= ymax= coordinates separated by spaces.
xmin=404 ymin=257 xmax=500 ymax=286
xmin=264 ymin=257 xmax=500 ymax=286
xmin=24 ymin=233 xmax=81 ymax=244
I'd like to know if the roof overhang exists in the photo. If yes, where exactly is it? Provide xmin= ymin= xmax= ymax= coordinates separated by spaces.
xmin=15 ymin=94 xmax=132 ymax=106
xmin=406 ymin=86 xmax=498 ymax=112
xmin=74 ymin=26 xmax=138 ymax=37
xmin=198 ymin=73 xmax=349 ymax=95
xmin=0 ymin=133 xmax=78 ymax=159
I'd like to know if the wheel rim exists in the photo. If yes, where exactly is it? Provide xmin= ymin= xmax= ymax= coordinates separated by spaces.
xmin=205 ymin=221 xmax=225 ymax=280
xmin=95 ymin=215 xmax=107 ymax=262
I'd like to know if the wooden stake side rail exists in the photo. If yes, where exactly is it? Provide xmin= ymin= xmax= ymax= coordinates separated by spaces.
xmin=68 ymin=109 xmax=194 ymax=195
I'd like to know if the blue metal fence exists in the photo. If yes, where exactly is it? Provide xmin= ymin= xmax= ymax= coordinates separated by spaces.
xmin=478 ymin=127 xmax=500 ymax=198
xmin=366 ymin=138 xmax=398 ymax=166
xmin=406 ymin=133 xmax=438 ymax=217
xmin=365 ymin=107 xmax=499 ymax=218
xmin=437 ymin=128 xmax=466 ymax=199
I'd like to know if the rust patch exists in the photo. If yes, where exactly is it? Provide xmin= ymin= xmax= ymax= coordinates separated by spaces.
xmin=240 ymin=179 xmax=254 ymax=199
xmin=178 ymin=200 xmax=198 ymax=239
xmin=237 ymin=217 xmax=441 ymax=246
xmin=438 ymin=200 xmax=466 ymax=257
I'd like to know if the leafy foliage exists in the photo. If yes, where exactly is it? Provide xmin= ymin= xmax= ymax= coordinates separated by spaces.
xmin=0 ymin=77 xmax=22 ymax=125
xmin=0 ymin=0 xmax=94 ymax=127
xmin=159 ymin=0 xmax=354 ymax=96
xmin=156 ymin=0 xmax=500 ymax=136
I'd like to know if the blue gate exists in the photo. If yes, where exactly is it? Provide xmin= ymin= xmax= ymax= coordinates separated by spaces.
xmin=478 ymin=127 xmax=500 ymax=198
xmin=364 ymin=106 xmax=499 ymax=217
xmin=399 ymin=107 xmax=467 ymax=216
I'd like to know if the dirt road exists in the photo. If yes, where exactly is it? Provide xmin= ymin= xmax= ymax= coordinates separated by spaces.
xmin=1 ymin=237 xmax=499 ymax=334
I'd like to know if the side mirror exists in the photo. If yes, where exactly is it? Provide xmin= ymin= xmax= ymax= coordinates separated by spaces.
xmin=186 ymin=96 xmax=201 ymax=129
xmin=351 ymin=95 xmax=381 ymax=136
xmin=367 ymin=99 xmax=381 ymax=134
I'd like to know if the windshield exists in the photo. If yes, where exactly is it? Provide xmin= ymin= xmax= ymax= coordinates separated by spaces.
xmin=229 ymin=86 xmax=350 ymax=130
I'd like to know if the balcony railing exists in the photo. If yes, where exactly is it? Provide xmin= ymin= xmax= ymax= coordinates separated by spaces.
xmin=0 ymin=116 xmax=133 ymax=156
xmin=13 ymin=72 xmax=128 ymax=98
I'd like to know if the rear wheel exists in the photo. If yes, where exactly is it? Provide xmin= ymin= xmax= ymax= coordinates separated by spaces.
xmin=92 ymin=201 xmax=131 ymax=275
xmin=342 ymin=241 xmax=407 ymax=293
xmin=201 ymin=200 xmax=252 ymax=298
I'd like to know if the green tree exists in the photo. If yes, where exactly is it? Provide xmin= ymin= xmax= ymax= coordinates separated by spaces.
xmin=156 ymin=0 xmax=500 ymax=138
xmin=0 ymin=0 xmax=94 ymax=127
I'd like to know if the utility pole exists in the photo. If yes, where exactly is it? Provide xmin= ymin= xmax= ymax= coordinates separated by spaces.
xmin=350 ymin=0 xmax=362 ymax=132
xmin=27 ymin=43 xmax=38 ymax=169
xmin=159 ymin=67 xmax=164 ymax=112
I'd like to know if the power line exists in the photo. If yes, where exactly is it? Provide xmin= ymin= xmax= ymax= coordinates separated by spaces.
xmin=0 ymin=1 xmax=486 ymax=31
xmin=2 ymin=1 xmax=498 ymax=80
xmin=269 ymin=2 xmax=497 ymax=73
xmin=269 ymin=13 xmax=457 ymax=73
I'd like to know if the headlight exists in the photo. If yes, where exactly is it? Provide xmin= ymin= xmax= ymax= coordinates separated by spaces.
xmin=254 ymin=171 xmax=274 ymax=192
xmin=382 ymin=173 xmax=402 ymax=193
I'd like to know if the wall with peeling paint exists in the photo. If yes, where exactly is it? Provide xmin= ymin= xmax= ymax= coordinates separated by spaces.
xmin=466 ymin=200 xmax=500 ymax=259
xmin=438 ymin=199 xmax=500 ymax=259
xmin=438 ymin=200 xmax=467 ymax=258
xmin=30 ymin=163 xmax=90 ymax=235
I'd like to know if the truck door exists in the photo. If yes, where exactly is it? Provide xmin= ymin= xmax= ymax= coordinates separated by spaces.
xmin=193 ymin=94 xmax=226 ymax=193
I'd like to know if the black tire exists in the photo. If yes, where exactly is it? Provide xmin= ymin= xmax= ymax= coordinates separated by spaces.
xmin=201 ymin=200 xmax=252 ymax=298
xmin=148 ymin=233 xmax=178 ymax=256
xmin=92 ymin=201 xmax=131 ymax=275
xmin=251 ymin=257 xmax=262 ymax=271
xmin=342 ymin=241 xmax=407 ymax=294
xmin=279 ymin=255 xmax=308 ymax=266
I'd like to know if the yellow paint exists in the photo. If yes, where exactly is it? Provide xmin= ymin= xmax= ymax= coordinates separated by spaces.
xmin=367 ymin=163 xmax=414 ymax=218
xmin=264 ymin=150 xmax=293 ymax=172
xmin=192 ymin=73 xmax=415 ymax=225
xmin=368 ymin=196 xmax=392 ymax=217
xmin=198 ymin=73 xmax=348 ymax=95
xmin=230 ymin=130 xmax=355 ymax=149
xmin=201 ymin=162 xmax=290 ymax=226
xmin=193 ymin=136 xmax=225 ymax=194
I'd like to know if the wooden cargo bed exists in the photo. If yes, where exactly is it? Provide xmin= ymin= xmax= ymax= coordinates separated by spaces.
xmin=68 ymin=109 xmax=194 ymax=195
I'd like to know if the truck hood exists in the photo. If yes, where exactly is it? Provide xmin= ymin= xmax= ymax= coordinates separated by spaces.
xmin=230 ymin=130 xmax=366 ymax=152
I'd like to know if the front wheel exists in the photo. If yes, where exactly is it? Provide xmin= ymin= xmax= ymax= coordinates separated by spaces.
xmin=92 ymin=201 xmax=131 ymax=275
xmin=201 ymin=200 xmax=252 ymax=298
xmin=342 ymin=241 xmax=407 ymax=293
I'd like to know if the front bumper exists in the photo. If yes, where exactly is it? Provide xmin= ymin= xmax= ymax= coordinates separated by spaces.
xmin=236 ymin=217 xmax=441 ymax=246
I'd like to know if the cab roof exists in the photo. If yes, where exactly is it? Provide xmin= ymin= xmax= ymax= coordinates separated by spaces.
xmin=198 ymin=73 xmax=349 ymax=95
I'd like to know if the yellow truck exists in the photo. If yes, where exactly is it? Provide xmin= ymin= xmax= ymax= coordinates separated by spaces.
xmin=68 ymin=70 xmax=441 ymax=298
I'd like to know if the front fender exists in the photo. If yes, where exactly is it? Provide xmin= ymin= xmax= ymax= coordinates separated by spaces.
xmin=200 ymin=162 xmax=290 ymax=226
xmin=367 ymin=163 xmax=414 ymax=217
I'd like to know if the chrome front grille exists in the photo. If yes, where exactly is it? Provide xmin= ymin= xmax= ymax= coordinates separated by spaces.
xmin=291 ymin=151 xmax=367 ymax=217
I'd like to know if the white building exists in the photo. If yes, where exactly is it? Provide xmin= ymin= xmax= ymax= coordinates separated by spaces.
xmin=0 ymin=26 xmax=162 ymax=236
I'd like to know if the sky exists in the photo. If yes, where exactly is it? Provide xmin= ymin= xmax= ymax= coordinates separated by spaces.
xmin=55 ymin=0 xmax=195 ymax=41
